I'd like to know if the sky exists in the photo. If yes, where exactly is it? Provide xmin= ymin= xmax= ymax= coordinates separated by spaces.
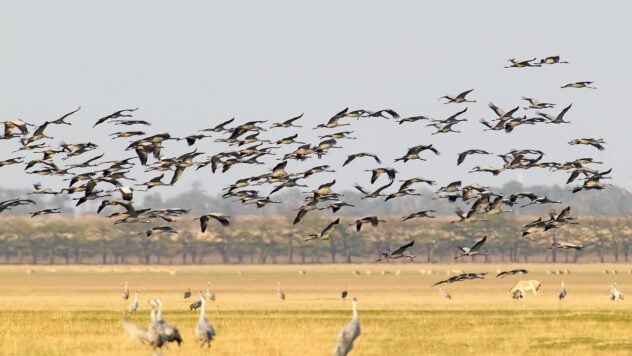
xmin=0 ymin=1 xmax=629 ymax=198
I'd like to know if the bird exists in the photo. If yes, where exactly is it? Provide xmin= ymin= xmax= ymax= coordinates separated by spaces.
xmin=522 ymin=97 xmax=555 ymax=110
xmin=512 ymin=289 xmax=525 ymax=300
xmin=350 ymin=216 xmax=386 ymax=232
xmin=121 ymin=311 xmax=152 ymax=346
xmin=455 ymin=236 xmax=488 ymax=259
xmin=354 ymin=180 xmax=394 ymax=199
xmin=206 ymin=282 xmax=216 ymax=303
xmin=496 ymin=269 xmax=528 ymax=278
xmin=568 ymin=138 xmax=605 ymax=151
xmin=195 ymin=213 xmax=230 ymax=232
xmin=439 ymin=287 xmax=452 ymax=300
xmin=305 ymin=218 xmax=340 ymax=241
xmin=277 ymin=282 xmax=286 ymax=300
xmin=341 ymin=284 xmax=348 ymax=300
xmin=561 ymin=81 xmax=596 ymax=89
xmin=402 ymin=210 xmax=436 ymax=221
xmin=457 ymin=149 xmax=492 ymax=165
xmin=365 ymin=167 xmax=398 ymax=184
xmin=343 ymin=153 xmax=381 ymax=166
xmin=377 ymin=241 xmax=415 ymax=262
xmin=128 ymin=291 xmax=139 ymax=313
xmin=505 ymin=57 xmax=540 ymax=68
xmin=122 ymin=281 xmax=129 ymax=300
xmin=184 ymin=288 xmax=192 ymax=300
xmin=537 ymin=103 xmax=573 ymax=124
xmin=151 ymin=299 xmax=183 ymax=346
xmin=540 ymin=55 xmax=569 ymax=65
xmin=30 ymin=208 xmax=61 ymax=218
xmin=610 ymin=282 xmax=624 ymax=301
xmin=195 ymin=295 xmax=216 ymax=348
xmin=270 ymin=113 xmax=303 ymax=128
xmin=439 ymin=89 xmax=476 ymax=104
xmin=190 ymin=294 xmax=203 ymax=311
xmin=559 ymin=282 xmax=567 ymax=301
xmin=333 ymin=298 xmax=361 ymax=356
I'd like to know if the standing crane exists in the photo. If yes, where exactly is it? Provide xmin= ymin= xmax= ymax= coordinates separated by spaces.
xmin=195 ymin=295 xmax=216 ymax=348
xmin=206 ymin=282 xmax=216 ymax=302
xmin=277 ymin=282 xmax=286 ymax=301
xmin=128 ymin=291 xmax=139 ymax=313
xmin=151 ymin=299 xmax=183 ymax=346
xmin=610 ymin=282 xmax=624 ymax=301
xmin=333 ymin=298 xmax=361 ymax=356
xmin=122 ymin=281 xmax=129 ymax=300
xmin=559 ymin=282 xmax=567 ymax=301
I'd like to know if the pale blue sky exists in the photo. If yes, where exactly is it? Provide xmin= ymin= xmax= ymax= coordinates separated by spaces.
xmin=0 ymin=1 xmax=628 ymax=197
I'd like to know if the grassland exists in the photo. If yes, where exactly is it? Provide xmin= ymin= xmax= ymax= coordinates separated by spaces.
xmin=1 ymin=264 xmax=632 ymax=355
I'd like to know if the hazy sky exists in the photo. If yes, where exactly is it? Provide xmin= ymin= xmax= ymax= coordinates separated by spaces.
xmin=0 ymin=1 xmax=629 ymax=197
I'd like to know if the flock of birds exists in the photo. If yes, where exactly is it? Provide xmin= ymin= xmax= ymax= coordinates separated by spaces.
xmin=0 ymin=54 xmax=617 ymax=354
xmin=119 ymin=280 xmax=359 ymax=354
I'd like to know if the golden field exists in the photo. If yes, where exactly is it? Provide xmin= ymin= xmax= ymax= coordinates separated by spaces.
xmin=1 ymin=264 xmax=632 ymax=355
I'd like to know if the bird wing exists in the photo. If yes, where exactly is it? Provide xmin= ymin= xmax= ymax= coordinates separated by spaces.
xmin=321 ymin=218 xmax=340 ymax=237
xmin=470 ymin=236 xmax=487 ymax=251
xmin=456 ymin=89 xmax=474 ymax=100
xmin=391 ymin=240 xmax=414 ymax=255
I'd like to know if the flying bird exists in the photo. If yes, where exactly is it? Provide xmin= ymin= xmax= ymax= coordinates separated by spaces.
xmin=195 ymin=213 xmax=230 ymax=232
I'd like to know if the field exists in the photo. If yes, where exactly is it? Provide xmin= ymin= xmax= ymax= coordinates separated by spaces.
xmin=1 ymin=264 xmax=632 ymax=355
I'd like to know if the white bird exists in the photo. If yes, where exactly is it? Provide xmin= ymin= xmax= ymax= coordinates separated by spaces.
xmin=128 ymin=291 xmax=139 ymax=313
xmin=333 ymin=298 xmax=361 ymax=356
xmin=195 ymin=295 xmax=216 ymax=348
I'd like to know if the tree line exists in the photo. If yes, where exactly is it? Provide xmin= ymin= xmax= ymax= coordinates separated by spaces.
xmin=0 ymin=213 xmax=631 ymax=265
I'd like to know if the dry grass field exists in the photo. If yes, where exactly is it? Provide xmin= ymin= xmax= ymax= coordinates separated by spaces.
xmin=1 ymin=264 xmax=632 ymax=355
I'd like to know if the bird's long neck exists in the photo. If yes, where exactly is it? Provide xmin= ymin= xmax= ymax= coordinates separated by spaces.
xmin=352 ymin=300 xmax=358 ymax=320
xmin=199 ymin=299 xmax=207 ymax=322
xmin=133 ymin=293 xmax=138 ymax=303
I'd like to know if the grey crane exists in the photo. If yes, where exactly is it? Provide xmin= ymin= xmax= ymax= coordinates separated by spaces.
xmin=128 ymin=291 xmax=139 ymax=313
xmin=377 ymin=240 xmax=415 ymax=262
xmin=496 ymin=269 xmax=528 ymax=278
xmin=333 ymin=298 xmax=361 ymax=356
xmin=190 ymin=292 xmax=203 ymax=311
xmin=206 ymin=282 xmax=216 ymax=303
xmin=122 ymin=281 xmax=129 ymax=300
xmin=402 ymin=210 xmax=436 ymax=221
xmin=455 ymin=236 xmax=488 ymax=259
xmin=559 ymin=282 xmax=567 ymax=301
xmin=537 ymin=103 xmax=573 ymax=124
xmin=277 ymin=282 xmax=286 ymax=300
xmin=568 ymin=138 xmax=605 ymax=151
xmin=195 ymin=213 xmax=230 ymax=232
xmin=561 ymin=81 xmax=596 ymax=89
xmin=341 ymin=283 xmax=348 ymax=300
xmin=184 ymin=288 xmax=192 ymax=300
xmin=350 ymin=216 xmax=386 ymax=232
xmin=439 ymin=89 xmax=476 ymax=104
xmin=305 ymin=218 xmax=340 ymax=241
xmin=457 ymin=149 xmax=492 ymax=166
xmin=195 ymin=295 xmax=216 ymax=348
xmin=152 ymin=299 xmax=183 ymax=346
xmin=522 ymin=97 xmax=556 ymax=110
xmin=610 ymin=282 xmax=624 ymax=301
xmin=540 ymin=55 xmax=569 ymax=65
